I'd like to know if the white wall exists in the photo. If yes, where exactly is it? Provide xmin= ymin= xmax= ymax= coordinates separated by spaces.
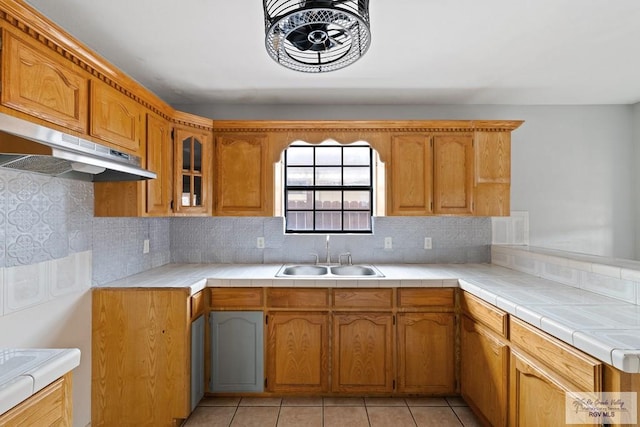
xmin=634 ymin=102 xmax=640 ymax=258
xmin=176 ymin=103 xmax=636 ymax=259
xmin=0 ymin=288 xmax=91 ymax=425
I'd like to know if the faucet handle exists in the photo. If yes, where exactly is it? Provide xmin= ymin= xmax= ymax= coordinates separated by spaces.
xmin=339 ymin=252 xmax=352 ymax=265
xmin=310 ymin=253 xmax=319 ymax=265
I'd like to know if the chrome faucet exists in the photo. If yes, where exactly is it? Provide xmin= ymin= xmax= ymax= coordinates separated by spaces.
xmin=325 ymin=235 xmax=331 ymax=264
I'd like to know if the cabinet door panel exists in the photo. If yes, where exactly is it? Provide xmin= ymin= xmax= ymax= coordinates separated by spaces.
xmin=267 ymin=312 xmax=329 ymax=393
xmin=510 ymin=349 xmax=578 ymax=427
xmin=461 ymin=316 xmax=509 ymax=427
xmin=433 ymin=134 xmax=473 ymax=214
xmin=146 ymin=113 xmax=172 ymax=216
xmin=92 ymin=289 xmax=190 ymax=425
xmin=332 ymin=313 xmax=393 ymax=393
xmin=397 ymin=313 xmax=456 ymax=394
xmin=389 ymin=135 xmax=433 ymax=215
xmin=191 ymin=315 xmax=205 ymax=411
xmin=174 ymin=127 xmax=211 ymax=215
xmin=215 ymin=134 xmax=271 ymax=216
xmin=210 ymin=311 xmax=264 ymax=393
xmin=90 ymin=79 xmax=143 ymax=154
xmin=1 ymin=30 xmax=88 ymax=132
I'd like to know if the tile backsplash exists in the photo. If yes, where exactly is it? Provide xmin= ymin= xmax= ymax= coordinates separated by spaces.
xmin=0 ymin=168 xmax=492 ymax=289
xmin=171 ymin=216 xmax=492 ymax=265
xmin=0 ymin=169 xmax=92 ymax=267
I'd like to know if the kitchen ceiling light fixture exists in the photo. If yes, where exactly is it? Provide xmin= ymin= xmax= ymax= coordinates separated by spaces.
xmin=263 ymin=0 xmax=371 ymax=73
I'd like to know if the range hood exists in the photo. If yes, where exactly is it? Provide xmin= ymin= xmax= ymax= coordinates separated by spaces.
xmin=0 ymin=112 xmax=156 ymax=181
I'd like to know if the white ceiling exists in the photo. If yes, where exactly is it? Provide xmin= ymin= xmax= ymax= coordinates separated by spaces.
xmin=24 ymin=0 xmax=640 ymax=106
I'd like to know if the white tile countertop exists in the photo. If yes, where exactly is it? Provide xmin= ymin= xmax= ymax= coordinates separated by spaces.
xmin=0 ymin=348 xmax=81 ymax=415
xmin=100 ymin=262 xmax=640 ymax=373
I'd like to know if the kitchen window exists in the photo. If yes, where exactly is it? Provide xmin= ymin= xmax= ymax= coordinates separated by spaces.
xmin=282 ymin=141 xmax=376 ymax=233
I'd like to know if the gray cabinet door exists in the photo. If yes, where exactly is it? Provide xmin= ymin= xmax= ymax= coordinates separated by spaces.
xmin=191 ymin=314 xmax=206 ymax=411
xmin=210 ymin=311 xmax=264 ymax=392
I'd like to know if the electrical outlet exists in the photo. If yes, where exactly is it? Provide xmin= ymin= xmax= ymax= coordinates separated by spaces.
xmin=424 ymin=237 xmax=432 ymax=250
xmin=384 ymin=237 xmax=393 ymax=249
xmin=257 ymin=237 xmax=265 ymax=249
xmin=143 ymin=239 xmax=150 ymax=254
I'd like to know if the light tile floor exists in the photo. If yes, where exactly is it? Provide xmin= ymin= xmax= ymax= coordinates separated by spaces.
xmin=184 ymin=396 xmax=482 ymax=427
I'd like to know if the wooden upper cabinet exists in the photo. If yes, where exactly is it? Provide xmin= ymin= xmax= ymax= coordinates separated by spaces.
xmin=433 ymin=134 xmax=474 ymax=214
xmin=1 ymin=29 xmax=89 ymax=133
xmin=388 ymin=134 xmax=433 ymax=215
xmin=146 ymin=113 xmax=173 ymax=216
xmin=214 ymin=133 xmax=272 ymax=216
xmin=174 ymin=126 xmax=212 ymax=215
xmin=90 ymin=79 xmax=144 ymax=154
xmin=474 ymin=131 xmax=511 ymax=216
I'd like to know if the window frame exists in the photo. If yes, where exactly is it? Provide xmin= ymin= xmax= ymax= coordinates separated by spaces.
xmin=284 ymin=143 xmax=374 ymax=234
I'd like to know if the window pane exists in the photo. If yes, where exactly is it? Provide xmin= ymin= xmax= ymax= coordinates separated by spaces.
xmin=287 ymin=167 xmax=314 ymax=185
xmin=315 ymin=211 xmax=342 ymax=231
xmin=193 ymin=176 xmax=202 ymax=206
xmin=315 ymin=191 xmax=342 ymax=210
xmin=344 ymin=191 xmax=370 ymax=210
xmin=287 ymin=146 xmax=313 ymax=165
xmin=193 ymin=139 xmax=202 ymax=172
xmin=181 ymin=176 xmax=190 ymax=206
xmin=344 ymin=167 xmax=370 ymax=186
xmin=343 ymin=212 xmax=371 ymax=231
xmin=315 ymin=167 xmax=342 ymax=186
xmin=287 ymin=190 xmax=313 ymax=209
xmin=287 ymin=211 xmax=313 ymax=231
xmin=315 ymin=147 xmax=341 ymax=165
xmin=182 ymin=138 xmax=191 ymax=170
xmin=343 ymin=147 xmax=370 ymax=165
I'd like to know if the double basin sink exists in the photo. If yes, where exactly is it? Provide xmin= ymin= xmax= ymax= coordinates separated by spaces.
xmin=276 ymin=264 xmax=384 ymax=278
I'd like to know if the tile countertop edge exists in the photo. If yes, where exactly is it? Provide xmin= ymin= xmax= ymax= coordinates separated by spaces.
xmin=98 ymin=263 xmax=640 ymax=374
xmin=458 ymin=279 xmax=640 ymax=374
xmin=0 ymin=348 xmax=81 ymax=415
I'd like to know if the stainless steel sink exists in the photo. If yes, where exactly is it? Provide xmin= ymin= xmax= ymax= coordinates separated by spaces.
xmin=278 ymin=265 xmax=329 ymax=276
xmin=330 ymin=265 xmax=381 ymax=276
xmin=276 ymin=264 xmax=383 ymax=277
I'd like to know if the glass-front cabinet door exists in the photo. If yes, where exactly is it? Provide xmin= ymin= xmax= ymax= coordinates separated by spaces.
xmin=174 ymin=127 xmax=211 ymax=215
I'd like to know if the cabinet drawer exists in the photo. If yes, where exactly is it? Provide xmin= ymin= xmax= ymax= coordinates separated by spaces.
xmin=398 ymin=288 xmax=454 ymax=309
xmin=210 ymin=288 xmax=263 ymax=309
xmin=510 ymin=317 xmax=602 ymax=391
xmin=267 ymin=288 xmax=329 ymax=309
xmin=333 ymin=288 xmax=393 ymax=309
xmin=191 ymin=290 xmax=205 ymax=319
xmin=461 ymin=292 xmax=508 ymax=337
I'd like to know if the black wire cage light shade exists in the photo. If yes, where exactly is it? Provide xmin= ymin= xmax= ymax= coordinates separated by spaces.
xmin=263 ymin=0 xmax=371 ymax=73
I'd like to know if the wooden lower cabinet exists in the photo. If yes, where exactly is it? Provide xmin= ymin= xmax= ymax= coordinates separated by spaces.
xmin=460 ymin=315 xmax=509 ymax=427
xmin=510 ymin=348 xmax=585 ymax=427
xmin=266 ymin=311 xmax=329 ymax=393
xmin=397 ymin=312 xmax=456 ymax=394
xmin=332 ymin=312 xmax=394 ymax=393
xmin=209 ymin=311 xmax=264 ymax=393
xmin=92 ymin=288 xmax=192 ymax=427
xmin=0 ymin=373 xmax=72 ymax=426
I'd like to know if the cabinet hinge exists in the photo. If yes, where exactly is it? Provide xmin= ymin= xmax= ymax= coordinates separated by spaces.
xmin=265 ymin=315 xmax=268 ymax=325
xmin=264 ymin=378 xmax=268 ymax=388
xmin=430 ymin=201 xmax=433 ymax=211
xmin=171 ymin=129 xmax=175 ymax=140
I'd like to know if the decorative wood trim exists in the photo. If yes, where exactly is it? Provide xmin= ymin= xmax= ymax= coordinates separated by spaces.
xmin=0 ymin=0 xmax=174 ymax=120
xmin=212 ymin=120 xmax=524 ymax=133
xmin=173 ymin=111 xmax=214 ymax=131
